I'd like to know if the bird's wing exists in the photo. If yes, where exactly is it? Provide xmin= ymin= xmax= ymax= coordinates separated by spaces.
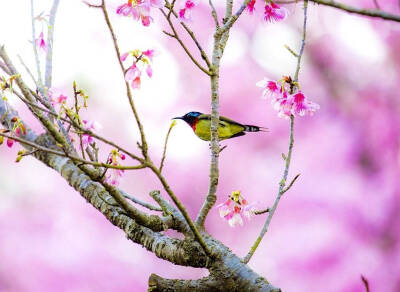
xmin=198 ymin=114 xmax=245 ymax=128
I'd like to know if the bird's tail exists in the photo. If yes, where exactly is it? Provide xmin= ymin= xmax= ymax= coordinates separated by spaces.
xmin=244 ymin=125 xmax=268 ymax=132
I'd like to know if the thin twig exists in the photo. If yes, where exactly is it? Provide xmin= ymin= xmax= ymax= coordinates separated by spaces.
xmin=361 ymin=275 xmax=370 ymax=292
xmin=243 ymin=0 xmax=309 ymax=264
xmin=281 ymin=173 xmax=301 ymax=194
xmin=11 ymin=89 xmax=143 ymax=163
xmin=30 ymin=0 xmax=43 ymax=85
xmin=167 ymin=0 xmax=176 ymax=19
xmin=72 ymin=82 xmax=86 ymax=159
xmin=17 ymin=55 xmax=37 ymax=85
xmin=225 ymin=0 xmax=234 ymax=20
xmin=209 ymin=0 xmax=220 ymax=27
xmin=284 ymin=45 xmax=299 ymax=57
xmin=0 ymin=132 xmax=146 ymax=171
xmin=160 ymin=8 xmax=211 ymax=75
xmin=147 ymin=163 xmax=212 ymax=256
xmin=89 ymin=0 xmax=212 ymax=256
xmin=216 ymin=0 xmax=250 ymax=37
xmin=45 ymin=0 xmax=61 ymax=88
xmin=1 ymin=46 xmax=75 ymax=153
xmin=164 ymin=1 xmax=212 ymax=68
xmin=120 ymin=189 xmax=163 ymax=212
xmin=99 ymin=0 xmax=149 ymax=158
xmin=254 ymin=208 xmax=270 ymax=215
xmin=243 ymin=115 xmax=295 ymax=263
xmin=294 ymin=0 xmax=308 ymax=82
xmin=159 ymin=122 xmax=175 ymax=173
xmin=0 ymin=61 xmax=11 ymax=75
xmin=277 ymin=0 xmax=400 ymax=22
xmin=195 ymin=0 xmax=239 ymax=228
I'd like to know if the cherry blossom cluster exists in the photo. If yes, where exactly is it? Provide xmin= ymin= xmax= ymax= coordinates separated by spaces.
xmin=81 ymin=120 xmax=102 ymax=148
xmin=105 ymin=149 xmax=126 ymax=186
xmin=34 ymin=13 xmax=49 ymax=54
xmin=178 ymin=0 xmax=198 ymax=23
xmin=217 ymin=191 xmax=257 ymax=227
xmin=257 ymin=77 xmax=320 ymax=118
xmin=120 ymin=49 xmax=157 ymax=89
xmin=47 ymin=87 xmax=101 ymax=150
xmin=0 ymin=117 xmax=26 ymax=148
xmin=247 ymin=0 xmax=288 ymax=23
xmin=116 ymin=0 xmax=163 ymax=26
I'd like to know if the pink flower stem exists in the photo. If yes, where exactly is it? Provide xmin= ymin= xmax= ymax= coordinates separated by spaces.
xmin=243 ymin=0 xmax=310 ymax=264
xmin=293 ymin=0 xmax=308 ymax=83
xmin=243 ymin=115 xmax=295 ymax=264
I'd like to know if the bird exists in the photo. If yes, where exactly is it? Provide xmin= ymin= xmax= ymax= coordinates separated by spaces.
xmin=173 ymin=111 xmax=267 ymax=141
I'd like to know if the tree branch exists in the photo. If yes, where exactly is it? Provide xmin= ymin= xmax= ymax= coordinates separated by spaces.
xmin=278 ymin=0 xmax=400 ymax=22
xmin=0 ymin=46 xmax=75 ymax=154
xmin=243 ymin=0 xmax=309 ymax=264
xmin=160 ymin=8 xmax=212 ymax=75
xmin=98 ymin=0 xmax=149 ymax=158
xmin=196 ymin=0 xmax=241 ymax=228
xmin=0 ymin=132 xmax=145 ymax=170
xmin=30 ymin=0 xmax=43 ymax=85
xmin=209 ymin=0 xmax=220 ymax=28
xmin=159 ymin=121 xmax=175 ymax=173
xmin=164 ymin=1 xmax=212 ymax=69
xmin=45 ymin=0 xmax=61 ymax=88
xmin=216 ymin=0 xmax=249 ymax=37
xmin=121 ymin=190 xmax=163 ymax=212
xmin=147 ymin=163 xmax=213 ymax=256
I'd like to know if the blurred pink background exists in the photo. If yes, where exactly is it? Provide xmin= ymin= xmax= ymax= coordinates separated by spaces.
xmin=1 ymin=0 xmax=400 ymax=291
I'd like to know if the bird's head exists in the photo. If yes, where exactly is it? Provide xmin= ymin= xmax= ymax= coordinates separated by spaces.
xmin=173 ymin=111 xmax=202 ymax=126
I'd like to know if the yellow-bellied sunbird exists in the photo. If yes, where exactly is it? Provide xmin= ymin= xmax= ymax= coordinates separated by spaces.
xmin=173 ymin=111 xmax=267 ymax=141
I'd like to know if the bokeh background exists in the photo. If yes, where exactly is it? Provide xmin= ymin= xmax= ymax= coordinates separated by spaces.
xmin=1 ymin=0 xmax=400 ymax=291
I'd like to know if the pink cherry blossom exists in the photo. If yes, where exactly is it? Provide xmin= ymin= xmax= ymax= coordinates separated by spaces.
xmin=35 ymin=32 xmax=48 ymax=54
xmin=143 ymin=49 xmax=157 ymax=61
xmin=116 ymin=2 xmax=133 ymax=16
xmin=104 ymin=149 xmax=126 ymax=186
xmin=6 ymin=123 xmax=23 ymax=148
xmin=131 ymin=76 xmax=141 ymax=89
xmin=125 ymin=64 xmax=141 ymax=82
xmin=120 ymin=52 xmax=129 ymax=62
xmin=216 ymin=191 xmax=256 ymax=227
xmin=256 ymin=78 xmax=280 ymax=99
xmin=264 ymin=2 xmax=288 ymax=23
xmin=257 ymin=78 xmax=320 ymax=118
xmin=146 ymin=65 xmax=153 ymax=78
xmin=81 ymin=120 xmax=102 ymax=148
xmin=121 ymin=50 xmax=156 ymax=89
xmin=116 ymin=0 xmax=161 ymax=26
xmin=50 ymin=94 xmax=67 ymax=106
xmin=6 ymin=137 xmax=14 ymax=148
xmin=290 ymin=91 xmax=320 ymax=117
xmin=178 ymin=0 xmax=198 ymax=22
xmin=246 ymin=0 xmax=256 ymax=14
xmin=105 ymin=168 xmax=124 ymax=186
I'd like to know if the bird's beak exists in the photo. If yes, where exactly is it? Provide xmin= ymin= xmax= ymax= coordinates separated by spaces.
xmin=172 ymin=116 xmax=183 ymax=120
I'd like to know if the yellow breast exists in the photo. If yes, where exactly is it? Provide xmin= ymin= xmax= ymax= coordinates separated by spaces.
xmin=194 ymin=119 xmax=245 ymax=141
